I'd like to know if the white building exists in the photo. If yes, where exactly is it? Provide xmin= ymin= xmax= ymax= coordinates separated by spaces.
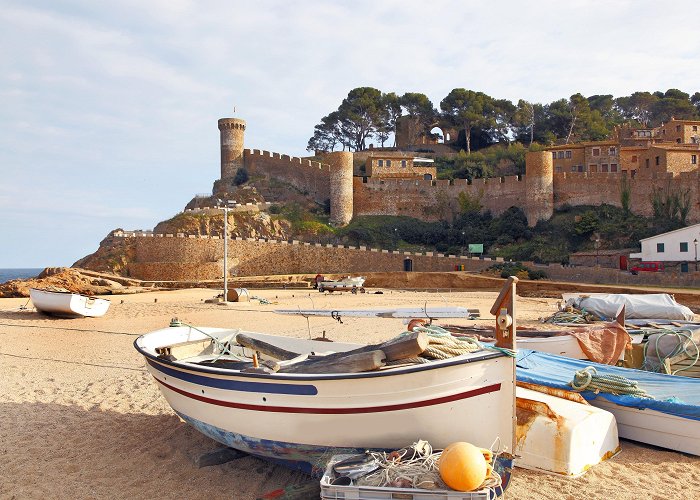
xmin=630 ymin=223 xmax=700 ymax=263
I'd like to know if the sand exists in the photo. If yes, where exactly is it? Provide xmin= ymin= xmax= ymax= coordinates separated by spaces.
xmin=1 ymin=288 xmax=698 ymax=499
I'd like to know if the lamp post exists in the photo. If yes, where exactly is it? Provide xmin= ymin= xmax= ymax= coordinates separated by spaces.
xmin=394 ymin=228 xmax=398 ymax=250
xmin=694 ymin=238 xmax=698 ymax=272
xmin=217 ymin=199 xmax=231 ymax=302
xmin=461 ymin=231 xmax=466 ymax=256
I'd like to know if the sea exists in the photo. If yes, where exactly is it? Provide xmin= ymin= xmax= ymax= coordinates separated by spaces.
xmin=0 ymin=268 xmax=44 ymax=284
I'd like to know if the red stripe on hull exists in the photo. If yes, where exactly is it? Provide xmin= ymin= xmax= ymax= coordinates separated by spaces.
xmin=154 ymin=377 xmax=502 ymax=414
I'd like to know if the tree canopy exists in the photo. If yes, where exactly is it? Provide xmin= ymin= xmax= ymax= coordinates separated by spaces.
xmin=307 ymin=87 xmax=700 ymax=154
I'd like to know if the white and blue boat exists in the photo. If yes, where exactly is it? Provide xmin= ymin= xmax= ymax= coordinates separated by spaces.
xmin=516 ymin=349 xmax=700 ymax=456
xmin=134 ymin=326 xmax=517 ymax=480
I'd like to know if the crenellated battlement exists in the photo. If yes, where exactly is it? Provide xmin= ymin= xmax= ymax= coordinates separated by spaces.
xmin=245 ymin=149 xmax=329 ymax=171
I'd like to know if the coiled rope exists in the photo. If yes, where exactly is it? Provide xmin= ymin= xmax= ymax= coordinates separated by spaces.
xmin=570 ymin=366 xmax=650 ymax=398
xmin=642 ymin=329 xmax=700 ymax=375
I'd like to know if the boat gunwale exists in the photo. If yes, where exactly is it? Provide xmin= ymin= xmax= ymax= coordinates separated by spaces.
xmin=29 ymin=287 xmax=111 ymax=303
xmin=134 ymin=335 xmax=506 ymax=382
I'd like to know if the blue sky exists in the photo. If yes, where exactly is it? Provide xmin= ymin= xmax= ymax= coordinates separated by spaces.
xmin=2 ymin=0 xmax=699 ymax=267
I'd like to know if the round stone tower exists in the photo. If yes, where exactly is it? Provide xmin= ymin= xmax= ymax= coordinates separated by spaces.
xmin=524 ymin=151 xmax=554 ymax=226
xmin=218 ymin=118 xmax=246 ymax=181
xmin=327 ymin=151 xmax=354 ymax=226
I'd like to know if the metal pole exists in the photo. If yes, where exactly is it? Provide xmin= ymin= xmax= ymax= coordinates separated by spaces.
xmin=223 ymin=205 xmax=228 ymax=302
xmin=695 ymin=239 xmax=698 ymax=272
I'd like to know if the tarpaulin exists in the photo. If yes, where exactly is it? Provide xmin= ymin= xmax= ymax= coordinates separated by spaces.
xmin=568 ymin=293 xmax=694 ymax=321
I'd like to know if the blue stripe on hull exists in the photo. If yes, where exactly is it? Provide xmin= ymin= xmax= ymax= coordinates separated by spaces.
xmin=148 ymin=358 xmax=318 ymax=395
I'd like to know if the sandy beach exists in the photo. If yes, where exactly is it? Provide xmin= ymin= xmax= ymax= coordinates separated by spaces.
xmin=1 ymin=287 xmax=699 ymax=499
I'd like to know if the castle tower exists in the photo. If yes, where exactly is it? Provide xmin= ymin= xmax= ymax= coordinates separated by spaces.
xmin=218 ymin=118 xmax=246 ymax=181
xmin=327 ymin=151 xmax=354 ymax=226
xmin=524 ymin=151 xmax=554 ymax=226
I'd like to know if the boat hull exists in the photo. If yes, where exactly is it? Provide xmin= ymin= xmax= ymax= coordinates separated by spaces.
xmin=29 ymin=288 xmax=111 ymax=318
xmin=137 ymin=328 xmax=516 ymax=472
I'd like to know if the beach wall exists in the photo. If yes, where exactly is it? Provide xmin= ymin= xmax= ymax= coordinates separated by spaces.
xmin=115 ymin=232 xmax=496 ymax=281
xmin=111 ymin=232 xmax=700 ymax=287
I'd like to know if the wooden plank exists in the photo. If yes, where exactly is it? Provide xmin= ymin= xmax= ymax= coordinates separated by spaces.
xmin=278 ymin=350 xmax=385 ymax=374
xmin=156 ymin=339 xmax=212 ymax=360
xmin=236 ymin=333 xmax=300 ymax=361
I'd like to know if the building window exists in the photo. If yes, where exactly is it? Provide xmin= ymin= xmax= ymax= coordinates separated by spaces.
xmin=565 ymin=150 xmax=572 ymax=159
xmin=571 ymin=165 xmax=577 ymax=172
xmin=401 ymin=160 xmax=406 ymax=167
xmin=555 ymin=166 xmax=562 ymax=173
xmin=592 ymin=148 xmax=600 ymax=156
xmin=386 ymin=160 xmax=392 ymax=167
xmin=657 ymin=243 xmax=665 ymax=253
xmin=590 ymin=165 xmax=597 ymax=173
xmin=610 ymin=163 xmax=618 ymax=172
xmin=655 ymin=156 xmax=660 ymax=166
xmin=632 ymin=155 xmax=638 ymax=162
xmin=558 ymin=151 xmax=564 ymax=159
xmin=579 ymin=165 xmax=585 ymax=172
xmin=601 ymin=164 xmax=609 ymax=172
xmin=693 ymin=126 xmax=698 ymax=131
xmin=552 ymin=152 xmax=557 ymax=159
xmin=645 ymin=158 xmax=650 ymax=168
xmin=676 ymin=125 xmax=681 ymax=132
xmin=680 ymin=242 xmax=689 ymax=252
xmin=377 ymin=160 xmax=383 ymax=167
xmin=609 ymin=146 xmax=617 ymax=155
xmin=692 ymin=155 xmax=697 ymax=165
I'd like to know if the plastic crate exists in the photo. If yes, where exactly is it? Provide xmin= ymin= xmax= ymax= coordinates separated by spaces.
xmin=320 ymin=454 xmax=490 ymax=500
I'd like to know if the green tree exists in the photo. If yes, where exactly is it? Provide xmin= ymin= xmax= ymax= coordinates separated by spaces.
xmin=440 ymin=89 xmax=495 ymax=154
xmin=337 ymin=87 xmax=384 ymax=151
xmin=615 ymin=92 xmax=658 ymax=127
xmin=400 ymin=92 xmax=436 ymax=144
xmin=514 ymin=99 xmax=535 ymax=145
xmin=382 ymin=92 xmax=403 ymax=146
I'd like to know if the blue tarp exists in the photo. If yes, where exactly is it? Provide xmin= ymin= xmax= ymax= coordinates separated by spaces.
xmin=516 ymin=349 xmax=700 ymax=421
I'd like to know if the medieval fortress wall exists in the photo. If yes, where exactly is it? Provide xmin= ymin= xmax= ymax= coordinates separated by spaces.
xmin=217 ymin=116 xmax=700 ymax=227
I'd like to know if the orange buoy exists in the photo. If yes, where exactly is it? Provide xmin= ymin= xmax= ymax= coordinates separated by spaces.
xmin=439 ymin=442 xmax=488 ymax=491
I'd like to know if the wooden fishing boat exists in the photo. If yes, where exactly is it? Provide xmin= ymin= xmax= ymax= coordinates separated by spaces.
xmin=135 ymin=327 xmax=516 ymax=476
xmin=29 ymin=288 xmax=111 ymax=318
xmin=516 ymin=349 xmax=700 ymax=456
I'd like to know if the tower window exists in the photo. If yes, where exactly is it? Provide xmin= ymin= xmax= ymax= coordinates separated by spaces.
xmin=692 ymin=155 xmax=697 ymax=165
xmin=401 ymin=160 xmax=407 ymax=167
xmin=378 ymin=160 xmax=383 ymax=167
xmin=655 ymin=156 xmax=660 ymax=166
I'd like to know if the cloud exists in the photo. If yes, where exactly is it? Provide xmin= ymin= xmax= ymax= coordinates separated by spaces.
xmin=1 ymin=0 xmax=699 ymax=266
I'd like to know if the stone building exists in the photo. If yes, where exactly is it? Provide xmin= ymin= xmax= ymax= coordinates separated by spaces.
xmin=364 ymin=153 xmax=436 ymax=179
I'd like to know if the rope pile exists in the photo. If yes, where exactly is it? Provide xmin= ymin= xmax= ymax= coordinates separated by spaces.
xmin=642 ymin=329 xmax=700 ymax=375
xmin=353 ymin=440 xmax=503 ymax=494
xmin=542 ymin=306 xmax=596 ymax=324
xmin=570 ymin=366 xmax=650 ymax=398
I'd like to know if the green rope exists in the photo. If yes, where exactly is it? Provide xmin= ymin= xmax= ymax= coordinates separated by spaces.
xmin=570 ymin=366 xmax=651 ymax=398
xmin=642 ymin=329 xmax=699 ymax=376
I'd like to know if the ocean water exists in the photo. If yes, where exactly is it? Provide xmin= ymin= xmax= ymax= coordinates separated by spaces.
xmin=0 ymin=268 xmax=43 ymax=284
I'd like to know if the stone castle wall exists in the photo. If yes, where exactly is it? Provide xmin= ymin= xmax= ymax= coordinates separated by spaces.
xmin=243 ymin=149 xmax=331 ymax=203
xmin=352 ymin=175 xmax=525 ymax=220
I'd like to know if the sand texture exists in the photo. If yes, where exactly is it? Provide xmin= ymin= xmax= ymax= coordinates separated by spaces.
xmin=1 ymin=288 xmax=699 ymax=499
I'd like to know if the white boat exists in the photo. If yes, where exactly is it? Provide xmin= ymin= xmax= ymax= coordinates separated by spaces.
xmin=318 ymin=276 xmax=366 ymax=292
xmin=134 ymin=326 xmax=517 ymax=477
xmin=515 ymin=386 xmax=619 ymax=477
xmin=29 ymin=288 xmax=111 ymax=318
xmin=516 ymin=349 xmax=700 ymax=456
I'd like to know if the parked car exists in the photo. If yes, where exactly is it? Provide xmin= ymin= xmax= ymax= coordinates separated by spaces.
xmin=630 ymin=261 xmax=664 ymax=274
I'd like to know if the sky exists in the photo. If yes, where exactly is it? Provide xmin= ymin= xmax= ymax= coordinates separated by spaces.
xmin=2 ymin=0 xmax=699 ymax=268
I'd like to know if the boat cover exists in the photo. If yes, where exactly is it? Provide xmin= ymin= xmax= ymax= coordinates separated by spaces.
xmin=516 ymin=349 xmax=700 ymax=421
xmin=569 ymin=294 xmax=694 ymax=321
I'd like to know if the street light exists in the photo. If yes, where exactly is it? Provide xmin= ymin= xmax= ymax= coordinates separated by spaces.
xmin=694 ymin=238 xmax=698 ymax=272
xmin=217 ymin=199 xmax=232 ymax=302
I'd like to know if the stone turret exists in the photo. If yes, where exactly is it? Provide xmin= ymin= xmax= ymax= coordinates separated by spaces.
xmin=218 ymin=118 xmax=246 ymax=181
xmin=524 ymin=151 xmax=554 ymax=226
xmin=327 ymin=151 xmax=354 ymax=226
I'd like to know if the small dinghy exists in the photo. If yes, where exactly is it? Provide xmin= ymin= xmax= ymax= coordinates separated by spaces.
xmin=29 ymin=288 xmax=111 ymax=318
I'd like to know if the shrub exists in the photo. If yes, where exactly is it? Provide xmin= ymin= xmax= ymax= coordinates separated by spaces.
xmin=233 ymin=168 xmax=249 ymax=186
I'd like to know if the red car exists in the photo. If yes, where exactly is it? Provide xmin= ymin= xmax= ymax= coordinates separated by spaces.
xmin=630 ymin=261 xmax=664 ymax=274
